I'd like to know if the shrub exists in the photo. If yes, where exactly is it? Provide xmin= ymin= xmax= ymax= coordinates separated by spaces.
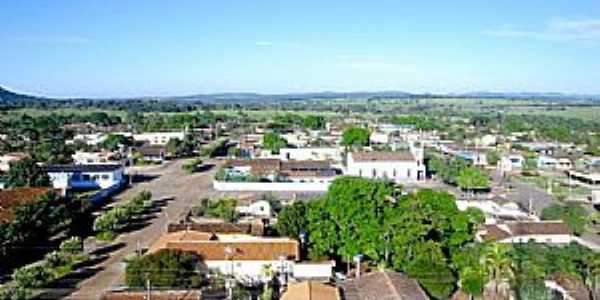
xmin=125 ymin=249 xmax=203 ymax=288
xmin=13 ymin=263 xmax=54 ymax=288
xmin=60 ymin=236 xmax=83 ymax=255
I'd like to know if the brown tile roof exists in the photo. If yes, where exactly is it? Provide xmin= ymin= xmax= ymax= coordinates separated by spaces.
xmin=339 ymin=271 xmax=429 ymax=300
xmin=150 ymin=231 xmax=299 ymax=261
xmin=351 ymin=151 xmax=415 ymax=162
xmin=507 ymin=221 xmax=572 ymax=235
xmin=281 ymin=281 xmax=341 ymax=300
xmin=479 ymin=221 xmax=572 ymax=242
xmin=549 ymin=272 xmax=591 ymax=300
xmin=167 ymin=222 xmax=263 ymax=236
xmin=478 ymin=225 xmax=512 ymax=242
xmin=0 ymin=188 xmax=52 ymax=222
xmin=135 ymin=146 xmax=165 ymax=157
xmin=227 ymin=159 xmax=281 ymax=175
xmin=101 ymin=290 xmax=203 ymax=300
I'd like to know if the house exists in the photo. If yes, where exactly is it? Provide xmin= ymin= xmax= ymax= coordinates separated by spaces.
xmin=133 ymin=131 xmax=185 ymax=145
xmin=557 ymin=158 xmax=573 ymax=170
xmin=292 ymin=261 xmax=336 ymax=282
xmin=456 ymin=200 xmax=535 ymax=224
xmin=476 ymin=221 xmax=574 ymax=245
xmin=43 ymin=164 xmax=125 ymax=191
xmin=225 ymin=159 xmax=340 ymax=183
xmin=67 ymin=133 xmax=107 ymax=146
xmin=0 ymin=152 xmax=27 ymax=172
xmin=338 ymin=270 xmax=429 ymax=300
xmin=537 ymin=155 xmax=559 ymax=169
xmin=279 ymin=147 xmax=343 ymax=163
xmin=101 ymin=290 xmax=204 ymax=300
xmin=132 ymin=146 xmax=166 ymax=163
xmin=346 ymin=151 xmax=425 ymax=182
xmin=369 ymin=131 xmax=390 ymax=145
xmin=149 ymin=230 xmax=299 ymax=284
xmin=72 ymin=151 xmax=120 ymax=165
xmin=545 ymin=272 xmax=592 ymax=300
xmin=236 ymin=200 xmax=272 ymax=218
xmin=456 ymin=150 xmax=488 ymax=167
xmin=0 ymin=187 xmax=52 ymax=222
xmin=281 ymin=281 xmax=341 ymax=300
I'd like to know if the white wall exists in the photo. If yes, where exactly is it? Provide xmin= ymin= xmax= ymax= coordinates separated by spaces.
xmin=48 ymin=168 xmax=124 ymax=190
xmin=207 ymin=260 xmax=293 ymax=284
xmin=133 ymin=132 xmax=185 ymax=145
xmin=213 ymin=181 xmax=330 ymax=192
xmin=498 ymin=234 xmax=574 ymax=245
xmin=293 ymin=262 xmax=334 ymax=279
xmin=279 ymin=148 xmax=342 ymax=162
xmin=346 ymin=155 xmax=425 ymax=182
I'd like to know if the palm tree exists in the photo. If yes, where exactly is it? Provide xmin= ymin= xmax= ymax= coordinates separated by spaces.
xmin=483 ymin=243 xmax=514 ymax=296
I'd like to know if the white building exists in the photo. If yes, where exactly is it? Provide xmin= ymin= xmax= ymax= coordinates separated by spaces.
xmin=133 ymin=131 xmax=185 ymax=145
xmin=149 ymin=231 xmax=300 ymax=284
xmin=236 ymin=200 xmax=272 ymax=218
xmin=477 ymin=221 xmax=574 ymax=245
xmin=72 ymin=151 xmax=120 ymax=165
xmin=346 ymin=150 xmax=425 ymax=182
xmin=456 ymin=200 xmax=536 ymax=224
xmin=43 ymin=164 xmax=125 ymax=191
xmin=0 ymin=152 xmax=27 ymax=172
xmin=66 ymin=133 xmax=107 ymax=146
xmin=369 ymin=131 xmax=390 ymax=145
xmin=279 ymin=147 xmax=343 ymax=163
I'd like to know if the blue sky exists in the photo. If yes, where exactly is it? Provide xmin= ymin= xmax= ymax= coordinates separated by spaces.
xmin=1 ymin=0 xmax=599 ymax=98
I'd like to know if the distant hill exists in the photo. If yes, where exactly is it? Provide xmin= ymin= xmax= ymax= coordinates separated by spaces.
xmin=1 ymin=85 xmax=599 ymax=106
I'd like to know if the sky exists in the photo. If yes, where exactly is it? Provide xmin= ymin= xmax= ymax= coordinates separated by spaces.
xmin=1 ymin=0 xmax=599 ymax=98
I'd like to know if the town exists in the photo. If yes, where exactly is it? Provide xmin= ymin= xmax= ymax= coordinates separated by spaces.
xmin=2 ymin=1 xmax=600 ymax=299
xmin=1 ymin=91 xmax=600 ymax=299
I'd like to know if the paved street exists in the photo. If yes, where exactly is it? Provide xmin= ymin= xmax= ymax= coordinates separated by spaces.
xmin=61 ymin=159 xmax=221 ymax=300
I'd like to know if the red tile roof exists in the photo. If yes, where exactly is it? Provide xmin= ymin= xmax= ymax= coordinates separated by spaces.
xmin=351 ymin=151 xmax=415 ymax=162
xmin=149 ymin=231 xmax=299 ymax=261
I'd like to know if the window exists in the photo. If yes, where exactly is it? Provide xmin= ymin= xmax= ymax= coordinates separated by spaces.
xmin=372 ymin=169 xmax=377 ymax=178
xmin=82 ymin=174 xmax=90 ymax=181
xmin=101 ymin=174 xmax=110 ymax=180
xmin=407 ymin=169 xmax=411 ymax=178
xmin=393 ymin=169 xmax=397 ymax=177
xmin=359 ymin=169 xmax=362 ymax=177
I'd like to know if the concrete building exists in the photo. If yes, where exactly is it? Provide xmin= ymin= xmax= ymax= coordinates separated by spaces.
xmin=133 ymin=131 xmax=185 ymax=145
xmin=149 ymin=230 xmax=299 ymax=284
xmin=346 ymin=150 xmax=425 ymax=183
xmin=43 ymin=164 xmax=125 ymax=191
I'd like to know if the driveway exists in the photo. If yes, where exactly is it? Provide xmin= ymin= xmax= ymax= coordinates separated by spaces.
xmin=60 ymin=159 xmax=221 ymax=299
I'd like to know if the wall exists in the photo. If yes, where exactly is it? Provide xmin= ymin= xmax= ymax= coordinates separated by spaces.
xmin=213 ymin=181 xmax=330 ymax=192
xmin=207 ymin=260 xmax=293 ymax=284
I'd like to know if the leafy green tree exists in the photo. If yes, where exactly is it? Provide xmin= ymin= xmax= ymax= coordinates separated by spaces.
xmin=541 ymin=203 xmax=589 ymax=235
xmin=302 ymin=115 xmax=325 ymax=130
xmin=126 ymin=249 xmax=204 ymax=288
xmin=276 ymin=202 xmax=308 ymax=239
xmin=457 ymin=167 xmax=490 ymax=191
xmin=262 ymin=132 xmax=287 ymax=154
xmin=484 ymin=243 xmax=514 ymax=295
xmin=486 ymin=150 xmax=501 ymax=166
xmin=341 ymin=126 xmax=370 ymax=148
xmin=200 ymin=197 xmax=238 ymax=222
xmin=5 ymin=157 xmax=50 ymax=188
xmin=101 ymin=134 xmax=130 ymax=151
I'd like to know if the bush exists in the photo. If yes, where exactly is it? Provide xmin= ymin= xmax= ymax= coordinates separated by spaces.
xmin=45 ymin=251 xmax=68 ymax=268
xmin=13 ymin=263 xmax=54 ymax=288
xmin=541 ymin=203 xmax=589 ymax=235
xmin=60 ymin=236 xmax=83 ymax=255
xmin=125 ymin=249 xmax=204 ymax=288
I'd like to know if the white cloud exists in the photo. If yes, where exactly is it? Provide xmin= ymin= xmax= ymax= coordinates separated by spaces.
xmin=483 ymin=18 xmax=600 ymax=43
